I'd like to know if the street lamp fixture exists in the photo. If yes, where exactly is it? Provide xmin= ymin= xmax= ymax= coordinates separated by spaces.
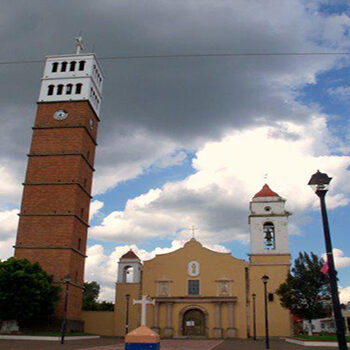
xmin=125 ymin=294 xmax=130 ymax=335
xmin=262 ymin=275 xmax=270 ymax=349
xmin=308 ymin=170 xmax=348 ymax=350
xmin=60 ymin=274 xmax=71 ymax=345
xmin=252 ymin=293 xmax=257 ymax=341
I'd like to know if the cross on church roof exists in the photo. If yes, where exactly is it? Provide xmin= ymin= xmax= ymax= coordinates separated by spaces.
xmin=189 ymin=225 xmax=199 ymax=239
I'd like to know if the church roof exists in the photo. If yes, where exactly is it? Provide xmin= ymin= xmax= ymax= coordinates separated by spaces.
xmin=253 ymin=184 xmax=279 ymax=198
xmin=121 ymin=249 xmax=140 ymax=260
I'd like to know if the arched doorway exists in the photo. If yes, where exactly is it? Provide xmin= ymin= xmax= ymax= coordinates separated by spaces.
xmin=182 ymin=308 xmax=206 ymax=336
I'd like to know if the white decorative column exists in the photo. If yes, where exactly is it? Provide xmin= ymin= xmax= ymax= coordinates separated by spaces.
xmin=152 ymin=302 xmax=160 ymax=334
xmin=213 ymin=302 xmax=223 ymax=338
xmin=163 ymin=303 xmax=174 ymax=337
xmin=227 ymin=302 xmax=236 ymax=338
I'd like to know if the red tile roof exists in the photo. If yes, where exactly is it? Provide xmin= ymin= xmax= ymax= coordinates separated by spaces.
xmin=253 ymin=184 xmax=279 ymax=198
xmin=121 ymin=250 xmax=139 ymax=260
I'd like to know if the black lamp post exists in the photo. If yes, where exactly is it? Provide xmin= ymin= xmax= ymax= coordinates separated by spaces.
xmin=60 ymin=274 xmax=71 ymax=345
xmin=308 ymin=170 xmax=348 ymax=350
xmin=262 ymin=275 xmax=270 ymax=349
xmin=252 ymin=293 xmax=257 ymax=341
xmin=125 ymin=294 xmax=130 ymax=335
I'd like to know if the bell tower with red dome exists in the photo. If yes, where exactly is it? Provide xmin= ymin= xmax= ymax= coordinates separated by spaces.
xmin=14 ymin=38 xmax=104 ymax=329
xmin=248 ymin=184 xmax=292 ymax=337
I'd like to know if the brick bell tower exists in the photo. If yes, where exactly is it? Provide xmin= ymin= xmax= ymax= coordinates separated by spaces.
xmin=14 ymin=38 xmax=104 ymax=329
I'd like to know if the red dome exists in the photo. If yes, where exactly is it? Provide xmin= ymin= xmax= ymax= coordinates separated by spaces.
xmin=121 ymin=249 xmax=140 ymax=260
xmin=253 ymin=184 xmax=279 ymax=198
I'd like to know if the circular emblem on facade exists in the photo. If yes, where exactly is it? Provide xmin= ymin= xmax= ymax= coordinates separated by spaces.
xmin=53 ymin=109 xmax=68 ymax=121
xmin=89 ymin=118 xmax=94 ymax=129
xmin=188 ymin=261 xmax=200 ymax=276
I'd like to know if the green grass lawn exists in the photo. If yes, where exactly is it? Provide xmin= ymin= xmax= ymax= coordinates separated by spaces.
xmin=295 ymin=335 xmax=350 ymax=341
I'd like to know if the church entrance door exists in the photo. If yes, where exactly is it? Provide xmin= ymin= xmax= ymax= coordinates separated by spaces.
xmin=183 ymin=309 xmax=205 ymax=336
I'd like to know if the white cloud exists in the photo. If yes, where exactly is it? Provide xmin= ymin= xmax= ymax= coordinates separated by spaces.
xmin=90 ymin=200 xmax=104 ymax=220
xmin=0 ymin=238 xmax=15 ymax=261
xmin=90 ymin=116 xmax=350 ymax=244
xmin=326 ymin=86 xmax=350 ymax=101
xmin=85 ymin=240 xmax=228 ymax=301
xmin=0 ymin=165 xmax=22 ymax=206
xmin=339 ymin=286 xmax=350 ymax=304
xmin=0 ymin=209 xmax=19 ymax=260
xmin=322 ymin=249 xmax=350 ymax=269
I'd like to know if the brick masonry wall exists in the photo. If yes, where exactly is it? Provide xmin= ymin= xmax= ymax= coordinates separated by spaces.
xmin=15 ymin=100 xmax=99 ymax=322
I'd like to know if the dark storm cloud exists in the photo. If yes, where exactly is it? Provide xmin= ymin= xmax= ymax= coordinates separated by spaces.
xmin=0 ymin=0 xmax=349 ymax=194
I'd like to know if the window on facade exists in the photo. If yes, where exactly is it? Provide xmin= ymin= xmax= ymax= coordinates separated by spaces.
xmin=79 ymin=60 xmax=86 ymax=71
xmin=158 ymin=282 xmax=170 ymax=296
xmin=263 ymin=222 xmax=275 ymax=250
xmin=123 ymin=266 xmax=134 ymax=283
xmin=61 ymin=61 xmax=67 ymax=72
xmin=75 ymin=83 xmax=82 ymax=94
xmin=80 ymin=208 xmax=84 ymax=218
xmin=218 ymin=281 xmax=230 ymax=296
xmin=47 ymin=85 xmax=55 ymax=96
xmin=70 ymin=61 xmax=76 ymax=71
xmin=75 ymin=271 xmax=78 ymax=282
xmin=78 ymin=238 xmax=81 ymax=250
xmin=51 ymin=62 xmax=58 ymax=72
xmin=188 ymin=280 xmax=200 ymax=295
xmin=66 ymin=84 xmax=73 ymax=95
xmin=57 ymin=84 xmax=64 ymax=95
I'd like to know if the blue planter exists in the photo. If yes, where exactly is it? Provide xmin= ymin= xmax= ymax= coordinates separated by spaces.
xmin=125 ymin=343 xmax=160 ymax=350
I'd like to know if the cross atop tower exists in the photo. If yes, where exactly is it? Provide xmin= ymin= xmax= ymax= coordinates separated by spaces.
xmin=189 ymin=225 xmax=199 ymax=239
xmin=75 ymin=36 xmax=84 ymax=54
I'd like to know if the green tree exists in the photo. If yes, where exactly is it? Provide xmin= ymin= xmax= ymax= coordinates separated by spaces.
xmin=0 ymin=258 xmax=60 ymax=322
xmin=276 ymin=252 xmax=331 ymax=335
xmin=82 ymin=281 xmax=114 ymax=311
xmin=82 ymin=281 xmax=100 ymax=310
xmin=96 ymin=301 xmax=114 ymax=311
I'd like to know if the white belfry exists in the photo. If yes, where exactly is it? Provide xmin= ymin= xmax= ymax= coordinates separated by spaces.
xmin=133 ymin=295 xmax=155 ymax=326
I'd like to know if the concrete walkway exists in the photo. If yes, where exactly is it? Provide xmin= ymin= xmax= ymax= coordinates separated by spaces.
xmin=0 ymin=338 xmax=337 ymax=350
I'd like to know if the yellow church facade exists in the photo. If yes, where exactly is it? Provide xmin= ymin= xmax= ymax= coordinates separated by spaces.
xmin=84 ymin=184 xmax=292 ymax=338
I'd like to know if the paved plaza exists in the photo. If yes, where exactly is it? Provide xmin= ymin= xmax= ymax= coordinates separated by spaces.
xmin=0 ymin=338 xmax=338 ymax=350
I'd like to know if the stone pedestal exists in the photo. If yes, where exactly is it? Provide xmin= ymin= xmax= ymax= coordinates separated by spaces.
xmin=227 ymin=327 xmax=236 ymax=338
xmin=213 ymin=327 xmax=223 ymax=338
xmin=125 ymin=326 xmax=160 ymax=350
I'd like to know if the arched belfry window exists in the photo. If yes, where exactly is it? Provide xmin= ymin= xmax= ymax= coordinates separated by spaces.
xmin=47 ymin=85 xmax=55 ymax=96
xmin=79 ymin=60 xmax=86 ymax=71
xmin=66 ymin=84 xmax=73 ymax=95
xmin=75 ymin=83 xmax=82 ymax=94
xmin=123 ymin=266 xmax=134 ymax=283
xmin=61 ymin=61 xmax=67 ymax=72
xmin=69 ymin=61 xmax=76 ymax=71
xmin=57 ymin=84 xmax=64 ymax=95
xmin=51 ymin=62 xmax=58 ymax=72
xmin=263 ymin=222 xmax=275 ymax=250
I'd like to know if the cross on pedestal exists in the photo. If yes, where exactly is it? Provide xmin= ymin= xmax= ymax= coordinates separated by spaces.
xmin=133 ymin=295 xmax=155 ymax=327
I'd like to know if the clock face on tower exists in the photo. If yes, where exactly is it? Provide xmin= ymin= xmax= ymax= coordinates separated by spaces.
xmin=53 ymin=109 xmax=68 ymax=120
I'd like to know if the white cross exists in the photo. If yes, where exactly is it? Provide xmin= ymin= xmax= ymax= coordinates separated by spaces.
xmin=189 ymin=225 xmax=199 ymax=239
xmin=75 ymin=36 xmax=84 ymax=54
xmin=133 ymin=295 xmax=155 ymax=326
